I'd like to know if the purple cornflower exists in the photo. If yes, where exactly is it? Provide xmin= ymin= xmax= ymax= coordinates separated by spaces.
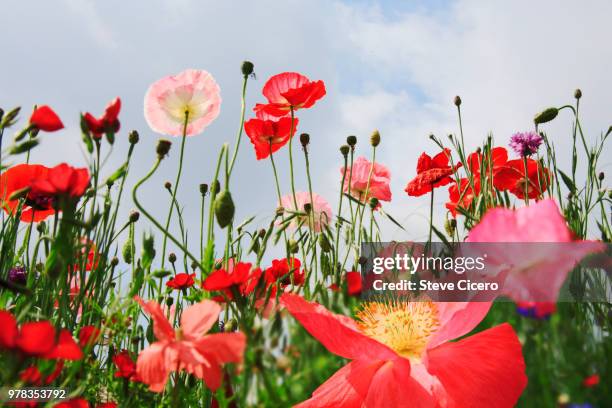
xmin=509 ymin=131 xmax=543 ymax=157
xmin=8 ymin=266 xmax=27 ymax=285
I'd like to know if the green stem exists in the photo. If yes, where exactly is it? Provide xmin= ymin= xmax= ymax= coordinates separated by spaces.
xmin=228 ymin=75 xmax=249 ymax=179
xmin=288 ymin=107 xmax=298 ymax=210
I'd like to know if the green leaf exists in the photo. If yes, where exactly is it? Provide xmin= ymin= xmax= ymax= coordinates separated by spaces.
xmin=9 ymin=139 xmax=39 ymax=154
xmin=558 ymin=170 xmax=576 ymax=193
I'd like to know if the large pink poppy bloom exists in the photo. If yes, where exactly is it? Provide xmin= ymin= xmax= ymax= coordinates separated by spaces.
xmin=341 ymin=156 xmax=392 ymax=205
xmin=144 ymin=69 xmax=221 ymax=136
xmin=466 ymin=199 xmax=606 ymax=303
xmin=282 ymin=294 xmax=526 ymax=407
xmin=279 ymin=191 xmax=332 ymax=232
xmin=254 ymin=72 xmax=326 ymax=117
xmin=135 ymin=297 xmax=245 ymax=392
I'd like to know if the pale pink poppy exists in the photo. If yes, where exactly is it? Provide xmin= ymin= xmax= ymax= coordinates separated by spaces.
xmin=341 ymin=156 xmax=392 ymax=205
xmin=467 ymin=199 xmax=606 ymax=303
xmin=144 ymin=69 xmax=221 ymax=136
xmin=135 ymin=297 xmax=245 ymax=392
xmin=279 ymin=191 xmax=333 ymax=232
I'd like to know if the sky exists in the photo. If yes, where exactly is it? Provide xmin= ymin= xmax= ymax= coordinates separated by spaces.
xmin=1 ymin=0 xmax=610 ymax=265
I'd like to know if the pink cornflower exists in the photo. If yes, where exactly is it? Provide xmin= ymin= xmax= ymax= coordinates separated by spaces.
xmin=509 ymin=131 xmax=543 ymax=157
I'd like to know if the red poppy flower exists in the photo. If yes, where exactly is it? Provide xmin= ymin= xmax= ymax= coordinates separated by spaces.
xmin=494 ymin=158 xmax=550 ymax=199
xmin=20 ymin=366 xmax=42 ymax=385
xmin=582 ymin=374 xmax=600 ymax=387
xmin=244 ymin=116 xmax=298 ymax=160
xmin=29 ymin=105 xmax=64 ymax=132
xmin=264 ymin=257 xmax=304 ymax=287
xmin=202 ymin=261 xmax=262 ymax=300
xmin=0 ymin=310 xmax=82 ymax=360
xmin=346 ymin=271 xmax=362 ymax=296
xmin=446 ymin=177 xmax=480 ymax=217
xmin=465 ymin=146 xmax=508 ymax=175
xmin=83 ymin=97 xmax=121 ymax=139
xmin=166 ymin=273 xmax=196 ymax=290
xmin=405 ymin=148 xmax=460 ymax=197
xmin=0 ymin=164 xmax=55 ymax=222
xmin=254 ymin=72 xmax=326 ymax=117
xmin=30 ymin=163 xmax=90 ymax=199
xmin=53 ymin=398 xmax=89 ymax=408
xmin=113 ymin=349 xmax=139 ymax=381
xmin=78 ymin=325 xmax=101 ymax=348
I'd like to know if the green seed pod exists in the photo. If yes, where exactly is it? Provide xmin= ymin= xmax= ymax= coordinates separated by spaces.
xmin=318 ymin=233 xmax=332 ymax=253
xmin=128 ymin=130 xmax=139 ymax=144
xmin=370 ymin=130 xmax=381 ymax=147
xmin=340 ymin=145 xmax=350 ymax=157
xmin=534 ymin=107 xmax=558 ymax=125
xmin=346 ymin=135 xmax=357 ymax=147
xmin=241 ymin=61 xmax=254 ymax=77
xmin=214 ymin=190 xmax=235 ymax=228
xmin=122 ymin=238 xmax=133 ymax=264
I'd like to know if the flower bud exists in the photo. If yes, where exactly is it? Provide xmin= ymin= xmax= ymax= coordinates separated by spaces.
xmin=36 ymin=221 xmax=46 ymax=234
xmin=368 ymin=197 xmax=379 ymax=210
xmin=168 ymin=253 xmax=177 ymax=263
xmin=444 ymin=218 xmax=457 ymax=236
xmin=166 ymin=297 xmax=174 ymax=307
xmin=303 ymin=203 xmax=312 ymax=214
xmin=224 ymin=318 xmax=237 ymax=332
xmin=598 ymin=172 xmax=604 ymax=181
xmin=164 ymin=181 xmax=172 ymax=190
xmin=358 ymin=256 xmax=368 ymax=266
xmin=111 ymin=257 xmax=119 ymax=267
xmin=370 ymin=130 xmax=381 ymax=147
xmin=318 ymin=234 xmax=331 ymax=253
xmin=276 ymin=206 xmax=285 ymax=217
xmin=574 ymin=89 xmax=582 ymax=99
xmin=288 ymin=239 xmax=299 ymax=254
xmin=346 ymin=135 xmax=357 ymax=147
xmin=199 ymin=183 xmax=208 ymax=196
xmin=122 ymin=239 xmax=133 ymax=264
xmin=214 ymin=190 xmax=235 ymax=228
xmin=211 ymin=180 xmax=221 ymax=195
xmin=128 ymin=130 xmax=139 ymax=144
xmin=156 ymin=139 xmax=172 ymax=158
xmin=241 ymin=61 xmax=254 ymax=77
xmin=340 ymin=145 xmax=350 ymax=157
xmin=299 ymin=133 xmax=310 ymax=147
xmin=454 ymin=95 xmax=462 ymax=106
xmin=191 ymin=260 xmax=199 ymax=271
xmin=129 ymin=210 xmax=140 ymax=223
xmin=258 ymin=228 xmax=266 ymax=238
xmin=534 ymin=107 xmax=558 ymax=125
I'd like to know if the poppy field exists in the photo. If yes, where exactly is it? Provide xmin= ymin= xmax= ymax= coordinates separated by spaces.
xmin=0 ymin=63 xmax=610 ymax=408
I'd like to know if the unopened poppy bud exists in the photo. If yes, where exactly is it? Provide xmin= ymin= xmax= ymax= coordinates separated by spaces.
xmin=454 ymin=95 xmax=462 ymax=106
xmin=534 ymin=107 xmax=558 ymax=125
xmin=303 ymin=203 xmax=312 ymax=214
xmin=444 ymin=218 xmax=457 ymax=236
xmin=214 ymin=190 xmax=235 ymax=228
xmin=156 ymin=139 xmax=172 ymax=158
xmin=288 ymin=239 xmax=299 ymax=254
xmin=128 ymin=130 xmax=139 ymax=144
xmin=299 ymin=133 xmax=310 ymax=147
xmin=224 ymin=318 xmax=237 ymax=332
xmin=476 ymin=147 xmax=482 ymax=154
xmin=199 ymin=183 xmax=208 ymax=196
xmin=369 ymin=197 xmax=379 ymax=210
xmin=358 ymin=256 xmax=368 ymax=265
xmin=318 ymin=234 xmax=331 ymax=252
xmin=164 ymin=181 xmax=172 ymax=190
xmin=168 ymin=253 xmax=177 ymax=263
xmin=276 ymin=207 xmax=285 ymax=216
xmin=370 ymin=130 xmax=381 ymax=147
xmin=346 ymin=135 xmax=357 ymax=147
xmin=111 ymin=257 xmax=119 ymax=267
xmin=258 ymin=229 xmax=266 ymax=238
xmin=574 ymin=89 xmax=582 ymax=99
xmin=191 ymin=260 xmax=199 ymax=271
xmin=166 ymin=297 xmax=174 ymax=307
xmin=129 ymin=210 xmax=140 ymax=223
xmin=598 ymin=172 xmax=604 ymax=181
xmin=36 ymin=221 xmax=46 ymax=234
xmin=211 ymin=180 xmax=220 ymax=195
xmin=241 ymin=61 xmax=254 ymax=77
xmin=429 ymin=134 xmax=436 ymax=141
xmin=448 ymin=134 xmax=454 ymax=141
xmin=340 ymin=145 xmax=350 ymax=157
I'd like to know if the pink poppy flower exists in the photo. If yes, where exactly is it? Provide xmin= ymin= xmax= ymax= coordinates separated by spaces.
xmin=254 ymin=72 xmax=326 ymax=117
xmin=467 ymin=199 xmax=606 ymax=303
xmin=144 ymin=69 xmax=221 ymax=136
xmin=135 ymin=297 xmax=245 ymax=392
xmin=341 ymin=156 xmax=392 ymax=206
xmin=279 ymin=191 xmax=332 ymax=232
xmin=281 ymin=294 xmax=526 ymax=407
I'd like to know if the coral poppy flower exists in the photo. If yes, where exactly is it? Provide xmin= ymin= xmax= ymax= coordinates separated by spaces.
xmin=244 ymin=116 xmax=298 ymax=160
xmin=29 ymin=105 xmax=64 ymax=132
xmin=264 ymin=258 xmax=304 ymax=287
xmin=144 ymin=69 xmax=221 ymax=136
xmin=405 ymin=148 xmax=460 ymax=197
xmin=83 ymin=97 xmax=121 ymax=139
xmin=135 ymin=297 xmax=246 ymax=392
xmin=202 ymin=262 xmax=262 ymax=300
xmin=166 ymin=273 xmax=196 ymax=290
xmin=346 ymin=271 xmax=362 ymax=296
xmin=493 ymin=158 xmax=549 ymax=199
xmin=467 ymin=199 xmax=606 ymax=303
xmin=282 ymin=294 xmax=526 ymax=407
xmin=254 ymin=72 xmax=326 ymax=117
xmin=0 ymin=310 xmax=82 ymax=360
xmin=279 ymin=191 xmax=332 ymax=232
xmin=341 ymin=156 xmax=392 ymax=205
xmin=582 ymin=374 xmax=600 ymax=387
xmin=78 ymin=325 xmax=101 ymax=348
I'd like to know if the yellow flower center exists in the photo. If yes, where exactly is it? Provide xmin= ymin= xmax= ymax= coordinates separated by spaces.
xmin=175 ymin=328 xmax=184 ymax=341
xmin=355 ymin=301 xmax=440 ymax=359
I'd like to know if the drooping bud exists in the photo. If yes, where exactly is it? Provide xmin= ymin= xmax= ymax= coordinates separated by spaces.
xmin=129 ymin=210 xmax=140 ymax=223
xmin=199 ymin=183 xmax=208 ymax=196
xmin=275 ymin=206 xmax=285 ymax=217
xmin=340 ymin=145 xmax=350 ymax=157
xmin=369 ymin=197 xmax=379 ymax=210
xmin=299 ymin=133 xmax=310 ymax=148
xmin=288 ymin=239 xmax=299 ymax=254
xmin=128 ymin=130 xmax=139 ymax=144
xmin=598 ymin=172 xmax=604 ymax=181
xmin=241 ymin=61 xmax=254 ymax=77
xmin=164 ymin=181 xmax=172 ymax=190
xmin=370 ymin=130 xmax=381 ymax=147
xmin=346 ymin=135 xmax=357 ymax=147
xmin=454 ymin=95 xmax=462 ymax=107
xmin=534 ymin=107 xmax=559 ymax=125
xmin=156 ymin=139 xmax=172 ymax=158
xmin=168 ymin=253 xmax=177 ymax=264
xmin=111 ymin=257 xmax=119 ymax=267
xmin=574 ymin=89 xmax=582 ymax=99
xmin=0 ymin=107 xmax=21 ymax=128
xmin=214 ymin=190 xmax=235 ymax=228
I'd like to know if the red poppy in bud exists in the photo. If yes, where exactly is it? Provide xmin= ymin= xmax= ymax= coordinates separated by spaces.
xmin=264 ymin=258 xmax=304 ymax=288
xmin=0 ymin=310 xmax=82 ymax=360
xmin=582 ymin=374 xmax=600 ymax=387
xmin=78 ymin=325 xmax=101 ymax=348
xmin=446 ymin=178 xmax=480 ymax=217
xmin=113 ymin=349 xmax=139 ymax=381
xmin=346 ymin=271 xmax=362 ymax=296
xmin=202 ymin=261 xmax=262 ymax=300
xmin=83 ymin=97 xmax=121 ymax=139
xmin=254 ymin=72 xmax=326 ymax=117
xmin=166 ymin=273 xmax=196 ymax=290
xmin=493 ymin=159 xmax=550 ymax=199
xmin=29 ymin=105 xmax=64 ymax=132
xmin=405 ymin=148 xmax=460 ymax=197
xmin=244 ymin=115 xmax=298 ymax=160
